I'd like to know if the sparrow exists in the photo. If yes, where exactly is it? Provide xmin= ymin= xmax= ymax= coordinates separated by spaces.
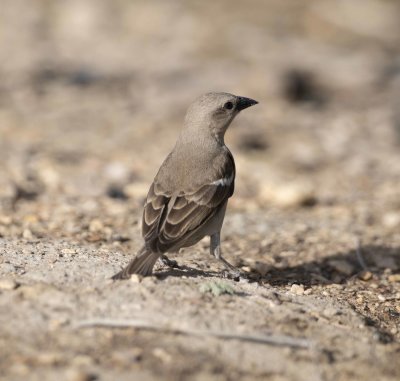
xmin=112 ymin=92 xmax=258 ymax=279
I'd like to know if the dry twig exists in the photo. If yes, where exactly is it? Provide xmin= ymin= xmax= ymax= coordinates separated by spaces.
xmin=75 ymin=318 xmax=311 ymax=349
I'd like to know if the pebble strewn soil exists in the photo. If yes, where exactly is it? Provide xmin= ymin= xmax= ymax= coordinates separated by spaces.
xmin=1 ymin=1 xmax=400 ymax=380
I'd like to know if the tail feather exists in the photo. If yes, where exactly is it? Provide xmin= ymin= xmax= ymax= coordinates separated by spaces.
xmin=112 ymin=247 xmax=159 ymax=280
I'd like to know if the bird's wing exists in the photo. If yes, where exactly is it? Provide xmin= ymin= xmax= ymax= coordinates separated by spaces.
xmin=142 ymin=152 xmax=235 ymax=253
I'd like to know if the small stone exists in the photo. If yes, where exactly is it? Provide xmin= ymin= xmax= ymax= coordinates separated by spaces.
xmin=104 ymin=161 xmax=129 ymax=183
xmin=61 ymin=248 xmax=77 ymax=255
xmin=124 ymin=182 xmax=149 ymax=200
xmin=89 ymin=219 xmax=104 ymax=232
xmin=388 ymin=274 xmax=400 ymax=283
xmin=38 ymin=165 xmax=60 ymax=189
xmin=0 ymin=278 xmax=19 ymax=290
xmin=241 ymin=266 xmax=252 ymax=272
xmin=304 ymin=288 xmax=313 ymax=295
xmin=290 ymin=284 xmax=305 ymax=295
xmin=85 ymin=233 xmax=103 ymax=242
xmin=152 ymin=348 xmax=172 ymax=364
xmin=359 ymin=270 xmax=373 ymax=281
xmin=22 ymin=229 xmax=33 ymax=239
xmin=106 ymin=185 xmax=128 ymax=200
xmin=377 ymin=294 xmax=386 ymax=302
xmin=67 ymin=369 xmax=98 ymax=381
xmin=0 ymin=216 xmax=12 ymax=225
xmin=130 ymin=274 xmax=142 ymax=283
xmin=382 ymin=212 xmax=400 ymax=228
xmin=259 ymin=181 xmax=316 ymax=208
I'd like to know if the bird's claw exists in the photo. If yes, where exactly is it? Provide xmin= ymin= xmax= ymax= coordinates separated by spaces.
xmin=160 ymin=255 xmax=181 ymax=269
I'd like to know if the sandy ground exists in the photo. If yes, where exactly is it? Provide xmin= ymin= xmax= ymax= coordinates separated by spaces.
xmin=1 ymin=1 xmax=400 ymax=380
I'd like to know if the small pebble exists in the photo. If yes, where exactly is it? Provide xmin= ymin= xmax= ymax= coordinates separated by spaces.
xmin=61 ymin=248 xmax=77 ymax=255
xmin=359 ymin=271 xmax=373 ymax=281
xmin=152 ymin=348 xmax=172 ymax=364
xmin=124 ymin=182 xmax=148 ymax=199
xmin=0 ymin=216 xmax=12 ymax=225
xmin=290 ymin=284 xmax=305 ymax=295
xmin=382 ymin=212 xmax=400 ymax=228
xmin=67 ymin=370 xmax=98 ymax=381
xmin=0 ymin=278 xmax=19 ymax=290
xmin=259 ymin=181 xmax=316 ymax=208
xmin=89 ymin=219 xmax=104 ymax=232
xmin=22 ymin=229 xmax=33 ymax=239
xmin=130 ymin=274 xmax=142 ymax=283
xmin=388 ymin=274 xmax=400 ymax=283
xmin=377 ymin=294 xmax=386 ymax=302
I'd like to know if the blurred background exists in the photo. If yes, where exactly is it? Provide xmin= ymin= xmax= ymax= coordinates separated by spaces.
xmin=0 ymin=0 xmax=400 ymax=234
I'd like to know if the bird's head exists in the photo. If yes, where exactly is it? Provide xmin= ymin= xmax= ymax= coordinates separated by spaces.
xmin=183 ymin=92 xmax=258 ymax=143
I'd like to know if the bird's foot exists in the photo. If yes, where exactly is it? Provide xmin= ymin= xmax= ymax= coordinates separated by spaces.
xmin=160 ymin=255 xmax=181 ymax=269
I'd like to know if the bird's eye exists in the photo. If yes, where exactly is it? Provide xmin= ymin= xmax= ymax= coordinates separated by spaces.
xmin=224 ymin=101 xmax=234 ymax=110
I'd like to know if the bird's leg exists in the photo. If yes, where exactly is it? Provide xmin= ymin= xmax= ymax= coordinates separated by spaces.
xmin=160 ymin=254 xmax=181 ymax=269
xmin=210 ymin=233 xmax=241 ymax=279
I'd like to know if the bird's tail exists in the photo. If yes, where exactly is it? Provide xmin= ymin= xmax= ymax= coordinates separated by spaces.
xmin=112 ymin=247 xmax=159 ymax=280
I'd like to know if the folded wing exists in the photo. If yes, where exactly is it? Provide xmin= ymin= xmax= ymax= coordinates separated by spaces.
xmin=142 ymin=154 xmax=235 ymax=253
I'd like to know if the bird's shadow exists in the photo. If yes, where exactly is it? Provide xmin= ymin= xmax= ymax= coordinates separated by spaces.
xmin=258 ymin=244 xmax=400 ymax=346
xmin=262 ymin=244 xmax=400 ymax=286
xmin=154 ymin=245 xmax=400 ymax=286
xmin=151 ymin=244 xmax=400 ymax=345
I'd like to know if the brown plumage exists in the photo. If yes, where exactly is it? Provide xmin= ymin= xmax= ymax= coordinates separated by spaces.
xmin=112 ymin=92 xmax=257 ymax=280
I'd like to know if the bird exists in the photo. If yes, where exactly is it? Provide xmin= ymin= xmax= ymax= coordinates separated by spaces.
xmin=112 ymin=92 xmax=258 ymax=280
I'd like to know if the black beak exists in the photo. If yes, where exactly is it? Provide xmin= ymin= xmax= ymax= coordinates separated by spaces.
xmin=236 ymin=96 xmax=258 ymax=111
